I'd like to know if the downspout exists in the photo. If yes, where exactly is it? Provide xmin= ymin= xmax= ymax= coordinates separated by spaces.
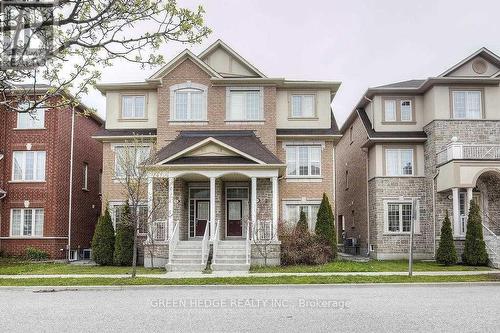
xmin=365 ymin=148 xmax=370 ymax=256
xmin=67 ymin=106 xmax=76 ymax=260
xmin=432 ymin=170 xmax=440 ymax=259
xmin=332 ymin=145 xmax=337 ymax=243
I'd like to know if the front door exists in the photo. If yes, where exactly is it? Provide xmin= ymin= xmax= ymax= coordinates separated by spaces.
xmin=227 ymin=200 xmax=243 ymax=237
xmin=195 ymin=200 xmax=209 ymax=237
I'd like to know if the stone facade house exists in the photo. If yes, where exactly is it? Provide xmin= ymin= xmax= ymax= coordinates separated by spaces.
xmin=94 ymin=40 xmax=341 ymax=271
xmin=0 ymin=86 xmax=104 ymax=259
xmin=336 ymin=48 xmax=500 ymax=267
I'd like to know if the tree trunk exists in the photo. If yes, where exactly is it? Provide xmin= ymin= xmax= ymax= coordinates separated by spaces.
xmin=131 ymin=218 xmax=138 ymax=278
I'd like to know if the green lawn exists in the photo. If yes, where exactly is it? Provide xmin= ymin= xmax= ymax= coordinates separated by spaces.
xmin=251 ymin=260 xmax=492 ymax=273
xmin=0 ymin=259 xmax=165 ymax=275
xmin=0 ymin=274 xmax=498 ymax=287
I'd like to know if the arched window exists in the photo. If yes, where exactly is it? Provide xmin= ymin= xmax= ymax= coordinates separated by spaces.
xmin=170 ymin=82 xmax=207 ymax=121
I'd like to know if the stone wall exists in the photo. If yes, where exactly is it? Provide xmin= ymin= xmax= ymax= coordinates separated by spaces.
xmin=368 ymin=177 xmax=434 ymax=259
xmin=251 ymin=242 xmax=281 ymax=266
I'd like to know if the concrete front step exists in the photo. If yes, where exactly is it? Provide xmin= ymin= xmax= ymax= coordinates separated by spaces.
xmin=166 ymin=263 xmax=206 ymax=272
xmin=214 ymin=259 xmax=247 ymax=265
xmin=211 ymin=263 xmax=250 ymax=271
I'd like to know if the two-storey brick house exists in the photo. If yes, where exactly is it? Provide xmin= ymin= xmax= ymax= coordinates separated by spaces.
xmin=0 ymin=86 xmax=104 ymax=259
xmin=336 ymin=48 xmax=500 ymax=267
xmin=94 ymin=40 xmax=341 ymax=270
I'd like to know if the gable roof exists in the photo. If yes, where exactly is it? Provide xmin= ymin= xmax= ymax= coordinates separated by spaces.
xmin=198 ymin=39 xmax=266 ymax=78
xmin=439 ymin=47 xmax=500 ymax=77
xmin=374 ymin=79 xmax=426 ymax=89
xmin=155 ymin=130 xmax=283 ymax=165
xmin=147 ymin=49 xmax=222 ymax=81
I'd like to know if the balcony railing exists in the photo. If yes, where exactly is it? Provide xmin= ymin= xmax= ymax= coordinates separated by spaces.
xmin=437 ymin=139 xmax=500 ymax=165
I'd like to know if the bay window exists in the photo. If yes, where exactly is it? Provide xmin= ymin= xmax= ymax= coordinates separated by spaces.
xmin=121 ymin=95 xmax=145 ymax=119
xmin=12 ymin=151 xmax=46 ymax=181
xmin=286 ymin=146 xmax=321 ymax=177
xmin=452 ymin=90 xmax=482 ymax=119
xmin=385 ymin=148 xmax=413 ymax=176
xmin=291 ymin=94 xmax=315 ymax=118
xmin=11 ymin=208 xmax=44 ymax=237
xmin=226 ymin=88 xmax=263 ymax=121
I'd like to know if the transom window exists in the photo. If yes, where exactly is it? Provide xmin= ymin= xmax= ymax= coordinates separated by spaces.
xmin=385 ymin=148 xmax=413 ymax=176
xmin=114 ymin=146 xmax=150 ymax=178
xmin=174 ymin=88 xmax=204 ymax=120
xmin=286 ymin=146 xmax=321 ymax=177
xmin=452 ymin=90 xmax=482 ymax=119
xmin=285 ymin=204 xmax=320 ymax=231
xmin=12 ymin=151 xmax=46 ymax=181
xmin=11 ymin=208 xmax=44 ymax=237
xmin=291 ymin=94 xmax=315 ymax=118
xmin=17 ymin=103 xmax=45 ymax=129
xmin=386 ymin=202 xmax=413 ymax=233
xmin=227 ymin=88 xmax=263 ymax=121
xmin=121 ymin=95 xmax=145 ymax=119
xmin=227 ymin=187 xmax=249 ymax=199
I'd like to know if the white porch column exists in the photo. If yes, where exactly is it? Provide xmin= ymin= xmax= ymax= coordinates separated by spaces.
xmin=168 ymin=177 xmax=174 ymax=240
xmin=147 ymin=176 xmax=153 ymax=242
xmin=271 ymin=176 xmax=278 ymax=240
xmin=466 ymin=187 xmax=473 ymax=212
xmin=251 ymin=177 xmax=257 ymax=240
xmin=210 ymin=177 xmax=216 ymax=240
xmin=452 ymin=188 xmax=460 ymax=237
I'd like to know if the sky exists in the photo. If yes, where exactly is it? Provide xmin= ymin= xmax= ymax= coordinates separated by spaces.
xmin=82 ymin=0 xmax=500 ymax=127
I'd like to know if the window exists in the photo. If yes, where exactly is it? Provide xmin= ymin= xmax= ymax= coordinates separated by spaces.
xmin=385 ymin=149 xmax=413 ymax=176
xmin=285 ymin=204 xmax=320 ymax=231
xmin=286 ymin=146 xmax=321 ymax=177
xmin=110 ymin=203 xmax=148 ymax=234
xmin=173 ymin=88 xmax=204 ymax=121
xmin=114 ymin=146 xmax=150 ymax=178
xmin=121 ymin=95 xmax=145 ymax=119
xmin=452 ymin=91 xmax=482 ymax=119
xmin=17 ymin=104 xmax=45 ymax=129
xmin=12 ymin=151 xmax=46 ymax=181
xmin=384 ymin=100 xmax=397 ymax=122
xmin=227 ymin=88 xmax=263 ymax=121
xmin=291 ymin=94 xmax=315 ymax=118
xmin=386 ymin=202 xmax=413 ymax=233
xmin=11 ymin=208 xmax=44 ymax=237
xmin=345 ymin=170 xmax=349 ymax=190
xmin=349 ymin=126 xmax=354 ymax=143
xmin=400 ymin=100 xmax=412 ymax=121
xmin=83 ymin=163 xmax=88 ymax=190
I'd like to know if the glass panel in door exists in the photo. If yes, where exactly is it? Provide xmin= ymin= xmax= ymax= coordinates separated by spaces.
xmin=227 ymin=200 xmax=243 ymax=237
xmin=196 ymin=201 xmax=209 ymax=237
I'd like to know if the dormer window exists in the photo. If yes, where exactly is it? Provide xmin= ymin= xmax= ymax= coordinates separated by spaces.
xmin=170 ymin=82 xmax=207 ymax=121
xmin=452 ymin=90 xmax=482 ymax=119
xmin=383 ymin=97 xmax=414 ymax=123
xmin=291 ymin=94 xmax=315 ymax=118
xmin=121 ymin=95 xmax=145 ymax=119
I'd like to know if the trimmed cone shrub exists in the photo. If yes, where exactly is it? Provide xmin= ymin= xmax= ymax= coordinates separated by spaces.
xmin=91 ymin=208 xmax=115 ymax=265
xmin=436 ymin=211 xmax=457 ymax=265
xmin=295 ymin=210 xmax=309 ymax=235
xmin=114 ymin=203 xmax=134 ymax=266
xmin=462 ymin=200 xmax=488 ymax=266
xmin=315 ymin=193 xmax=337 ymax=259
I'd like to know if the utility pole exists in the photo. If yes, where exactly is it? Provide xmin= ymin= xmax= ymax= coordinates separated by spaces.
xmin=408 ymin=198 xmax=417 ymax=277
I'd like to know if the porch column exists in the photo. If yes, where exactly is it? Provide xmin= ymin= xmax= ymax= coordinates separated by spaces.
xmin=251 ymin=177 xmax=257 ymax=240
xmin=466 ymin=187 xmax=473 ymax=212
xmin=147 ymin=176 xmax=153 ymax=242
xmin=210 ymin=177 xmax=216 ymax=240
xmin=271 ymin=176 xmax=278 ymax=240
xmin=168 ymin=177 xmax=174 ymax=240
xmin=452 ymin=188 xmax=460 ymax=237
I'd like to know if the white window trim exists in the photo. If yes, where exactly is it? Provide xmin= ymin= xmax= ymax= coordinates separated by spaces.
xmin=169 ymin=82 xmax=208 ymax=122
xmin=290 ymin=94 xmax=317 ymax=118
xmin=112 ymin=144 xmax=151 ymax=179
xmin=11 ymin=151 xmax=46 ymax=182
xmin=83 ymin=163 xmax=89 ymax=191
xmin=16 ymin=107 xmax=46 ymax=129
xmin=284 ymin=144 xmax=323 ymax=178
xmin=121 ymin=95 xmax=146 ymax=119
xmin=109 ymin=201 xmax=148 ymax=235
xmin=225 ymin=86 xmax=264 ymax=121
xmin=400 ymin=100 xmax=413 ymax=122
xmin=452 ymin=90 xmax=483 ymax=120
xmin=384 ymin=99 xmax=397 ymax=122
xmin=385 ymin=148 xmax=414 ymax=177
xmin=383 ymin=199 xmax=420 ymax=235
xmin=10 ymin=208 xmax=44 ymax=237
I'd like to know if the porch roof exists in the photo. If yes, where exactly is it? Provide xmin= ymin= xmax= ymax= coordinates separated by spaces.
xmin=155 ymin=130 xmax=283 ymax=165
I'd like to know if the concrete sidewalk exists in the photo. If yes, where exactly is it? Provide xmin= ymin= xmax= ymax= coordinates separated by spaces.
xmin=0 ymin=270 xmax=497 ymax=279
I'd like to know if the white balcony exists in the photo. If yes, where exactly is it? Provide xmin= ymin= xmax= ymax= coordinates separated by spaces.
xmin=437 ymin=138 xmax=500 ymax=165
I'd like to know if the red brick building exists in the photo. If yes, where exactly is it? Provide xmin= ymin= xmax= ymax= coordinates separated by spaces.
xmin=0 ymin=89 xmax=104 ymax=259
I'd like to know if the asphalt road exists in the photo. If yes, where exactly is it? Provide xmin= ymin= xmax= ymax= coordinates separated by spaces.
xmin=1 ymin=283 xmax=499 ymax=332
